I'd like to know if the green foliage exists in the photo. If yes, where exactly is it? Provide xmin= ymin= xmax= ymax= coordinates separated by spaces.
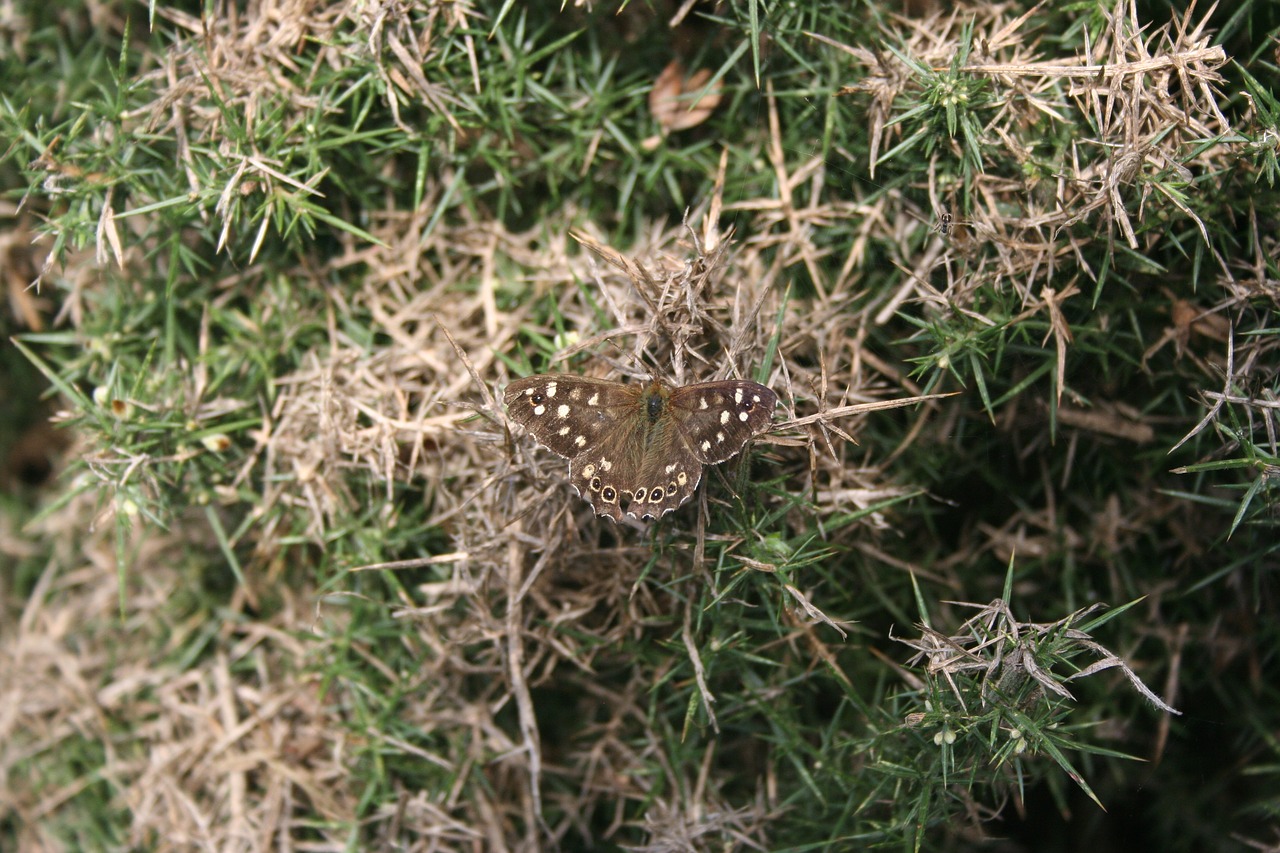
xmin=4 ymin=0 xmax=1279 ymax=850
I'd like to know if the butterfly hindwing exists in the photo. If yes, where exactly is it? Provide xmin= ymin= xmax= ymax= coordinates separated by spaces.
xmin=566 ymin=408 xmax=653 ymax=522
xmin=629 ymin=440 xmax=703 ymax=519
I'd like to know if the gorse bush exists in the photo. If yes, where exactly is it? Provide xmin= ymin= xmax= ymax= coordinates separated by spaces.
xmin=1 ymin=1 xmax=1277 ymax=850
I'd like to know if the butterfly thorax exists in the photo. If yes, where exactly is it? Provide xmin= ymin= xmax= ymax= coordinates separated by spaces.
xmin=644 ymin=382 xmax=667 ymax=423
xmin=634 ymin=382 xmax=678 ymax=455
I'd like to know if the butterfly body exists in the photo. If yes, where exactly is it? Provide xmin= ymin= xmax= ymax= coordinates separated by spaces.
xmin=505 ymin=374 xmax=776 ymax=522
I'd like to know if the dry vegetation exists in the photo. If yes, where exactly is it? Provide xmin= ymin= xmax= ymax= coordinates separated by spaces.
xmin=2 ymin=0 xmax=1277 ymax=850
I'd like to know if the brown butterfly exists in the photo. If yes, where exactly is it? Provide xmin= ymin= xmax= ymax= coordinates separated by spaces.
xmin=505 ymin=374 xmax=776 ymax=521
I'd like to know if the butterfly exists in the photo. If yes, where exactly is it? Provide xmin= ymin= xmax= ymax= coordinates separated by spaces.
xmin=504 ymin=374 xmax=777 ymax=522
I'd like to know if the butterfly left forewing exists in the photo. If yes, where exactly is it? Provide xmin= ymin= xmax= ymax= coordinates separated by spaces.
xmin=670 ymin=380 xmax=777 ymax=464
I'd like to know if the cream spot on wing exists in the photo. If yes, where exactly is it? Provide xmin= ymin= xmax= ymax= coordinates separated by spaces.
xmin=556 ymin=404 xmax=570 ymax=418
xmin=574 ymin=435 xmax=586 ymax=447
xmin=546 ymin=381 xmax=558 ymax=397
xmin=664 ymin=462 xmax=677 ymax=474
xmin=699 ymin=397 xmax=709 ymax=410
xmin=720 ymin=410 xmax=730 ymax=424
xmin=752 ymin=394 xmax=761 ymax=403
xmin=734 ymin=388 xmax=743 ymax=404
xmin=587 ymin=393 xmax=599 ymax=406
xmin=558 ymin=426 xmax=571 ymax=436
xmin=569 ymin=387 xmax=582 ymax=401
xmin=582 ymin=463 xmax=596 ymax=478
xmin=600 ymin=460 xmax=613 ymax=472
xmin=739 ymin=411 xmax=749 ymax=422
xmin=716 ymin=431 xmax=725 ymax=443
xmin=677 ymin=472 xmax=688 ymax=486
xmin=701 ymin=440 xmax=711 ymax=452
xmin=533 ymin=404 xmax=546 ymax=416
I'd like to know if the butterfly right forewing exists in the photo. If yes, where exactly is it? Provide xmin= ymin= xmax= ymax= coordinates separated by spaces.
xmin=503 ymin=374 xmax=641 ymax=459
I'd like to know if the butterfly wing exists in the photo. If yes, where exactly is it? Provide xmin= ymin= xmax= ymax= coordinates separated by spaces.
xmin=623 ymin=439 xmax=703 ymax=519
xmin=617 ymin=379 xmax=775 ymax=520
xmin=504 ymin=374 xmax=640 ymax=459
xmin=669 ymin=380 xmax=777 ymax=464
xmin=566 ymin=411 xmax=656 ymax=522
